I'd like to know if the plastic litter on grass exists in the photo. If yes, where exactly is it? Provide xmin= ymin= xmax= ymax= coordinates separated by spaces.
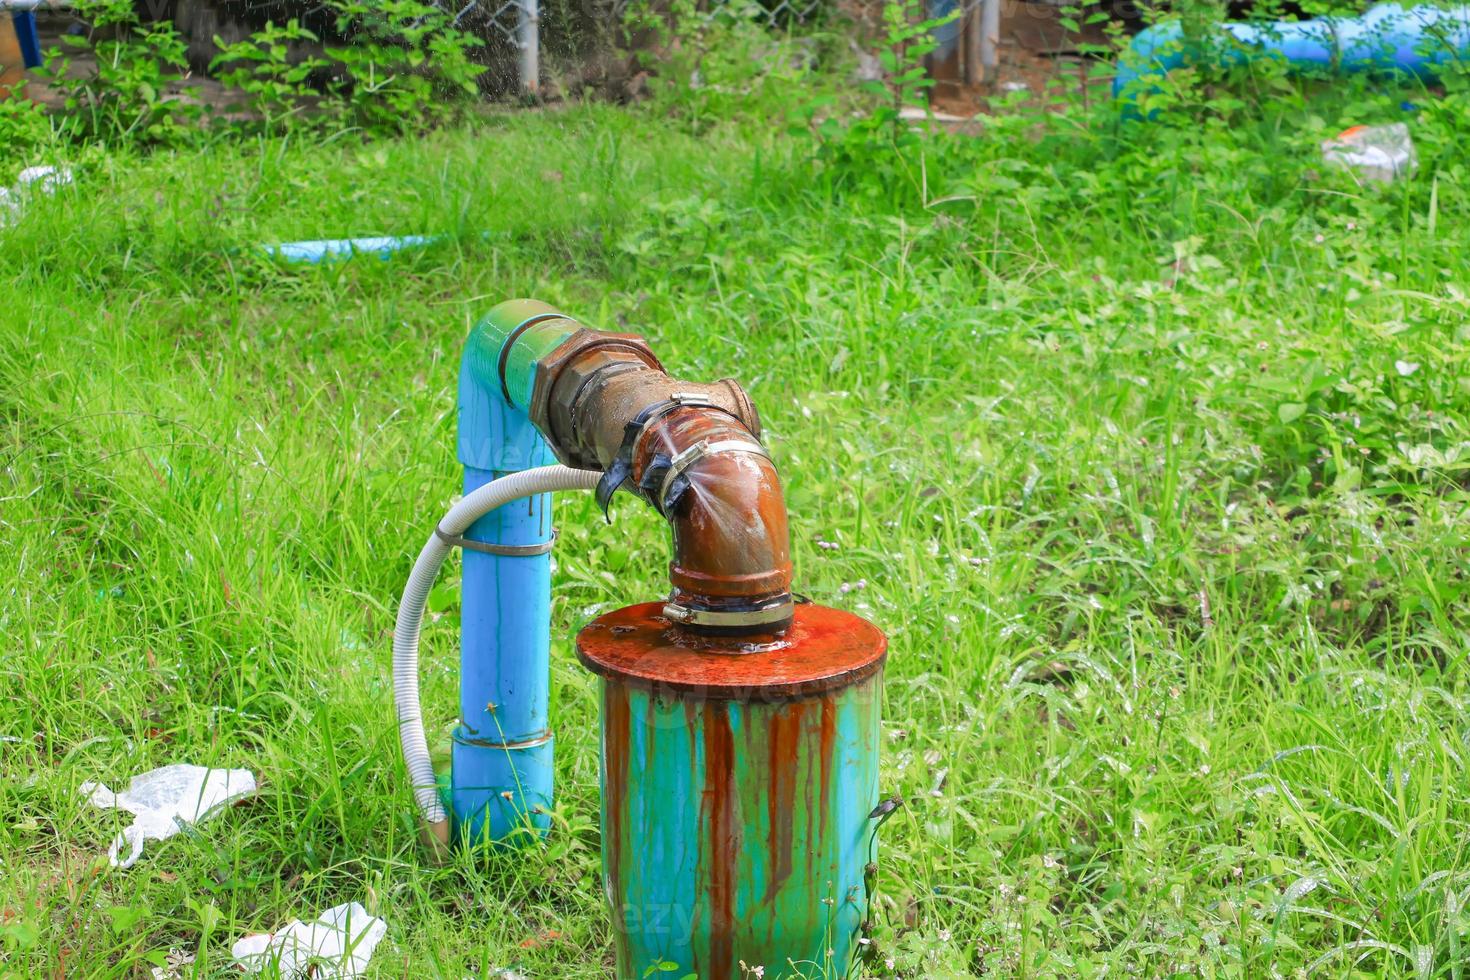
xmin=79 ymin=764 xmax=256 ymax=868
xmin=148 ymin=947 xmax=195 ymax=980
xmin=232 ymin=902 xmax=387 ymax=979
xmin=0 ymin=165 xmax=73 ymax=229
xmin=1322 ymin=123 xmax=1418 ymax=183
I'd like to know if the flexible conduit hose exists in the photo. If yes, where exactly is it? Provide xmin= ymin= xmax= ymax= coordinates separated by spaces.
xmin=394 ymin=464 xmax=601 ymax=835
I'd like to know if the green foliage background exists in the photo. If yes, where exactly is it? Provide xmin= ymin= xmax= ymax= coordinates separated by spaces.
xmin=4 ymin=1 xmax=1470 ymax=976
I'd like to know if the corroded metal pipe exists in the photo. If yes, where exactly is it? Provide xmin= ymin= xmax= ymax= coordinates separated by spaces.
xmin=471 ymin=299 xmax=794 ymax=633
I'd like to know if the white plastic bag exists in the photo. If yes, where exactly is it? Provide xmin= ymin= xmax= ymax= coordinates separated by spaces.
xmin=16 ymin=165 xmax=73 ymax=193
xmin=1321 ymin=123 xmax=1417 ymax=184
xmin=80 ymin=764 xmax=255 ymax=868
xmin=0 ymin=165 xmax=73 ymax=229
xmin=232 ymin=903 xmax=387 ymax=979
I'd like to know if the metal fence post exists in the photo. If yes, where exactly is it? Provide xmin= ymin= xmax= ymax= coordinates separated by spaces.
xmin=979 ymin=0 xmax=998 ymax=85
xmin=516 ymin=0 xmax=539 ymax=97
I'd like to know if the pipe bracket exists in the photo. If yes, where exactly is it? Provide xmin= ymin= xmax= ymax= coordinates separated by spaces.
xmin=436 ymin=526 xmax=558 ymax=556
xmin=452 ymin=727 xmax=555 ymax=750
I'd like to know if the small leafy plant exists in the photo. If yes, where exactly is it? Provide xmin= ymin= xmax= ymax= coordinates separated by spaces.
xmin=34 ymin=0 xmax=487 ymax=146
xmin=0 ymin=99 xmax=54 ymax=155
xmin=327 ymin=0 xmax=487 ymax=132
xmin=792 ymin=0 xmax=956 ymax=200
xmin=627 ymin=0 xmax=824 ymax=131
xmin=211 ymin=19 xmax=330 ymax=132
xmin=40 ymin=0 xmax=201 ymax=146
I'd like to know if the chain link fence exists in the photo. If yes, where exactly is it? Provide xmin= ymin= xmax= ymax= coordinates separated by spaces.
xmin=437 ymin=0 xmax=835 ymax=94
xmin=712 ymin=0 xmax=825 ymax=27
xmin=443 ymin=0 xmax=1016 ymax=99
xmin=428 ymin=0 xmax=539 ymax=94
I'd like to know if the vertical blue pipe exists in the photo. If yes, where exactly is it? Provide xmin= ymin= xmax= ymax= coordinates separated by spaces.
xmin=14 ymin=13 xmax=42 ymax=69
xmin=453 ymin=341 xmax=559 ymax=845
xmin=925 ymin=0 xmax=963 ymax=66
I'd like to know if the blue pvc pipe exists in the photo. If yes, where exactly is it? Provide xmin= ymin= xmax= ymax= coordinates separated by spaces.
xmin=1115 ymin=4 xmax=1470 ymax=115
xmin=261 ymin=235 xmax=439 ymax=263
xmin=451 ymin=340 xmax=560 ymax=846
xmin=12 ymin=13 xmax=41 ymax=69
xmin=926 ymin=0 xmax=964 ymax=65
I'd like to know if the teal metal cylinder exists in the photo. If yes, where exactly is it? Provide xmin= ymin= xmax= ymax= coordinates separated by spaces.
xmin=577 ymin=602 xmax=887 ymax=980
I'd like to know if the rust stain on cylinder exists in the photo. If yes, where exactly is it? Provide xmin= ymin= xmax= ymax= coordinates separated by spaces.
xmin=643 ymin=695 xmax=658 ymax=785
xmin=582 ymin=602 xmax=886 ymax=979
xmin=818 ymin=694 xmax=835 ymax=833
xmin=604 ymin=684 xmax=631 ymax=900
xmin=766 ymin=701 xmax=802 ymax=903
xmin=701 ymin=702 xmax=739 ymax=980
xmin=578 ymin=602 xmax=887 ymax=700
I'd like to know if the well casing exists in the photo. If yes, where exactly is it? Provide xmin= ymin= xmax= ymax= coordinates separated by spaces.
xmin=577 ymin=601 xmax=886 ymax=980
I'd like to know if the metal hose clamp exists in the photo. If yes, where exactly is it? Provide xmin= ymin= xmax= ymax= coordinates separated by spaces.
xmin=594 ymin=393 xmax=723 ymax=518
xmin=435 ymin=527 xmax=558 ymax=556
xmin=661 ymin=595 xmax=795 ymax=630
xmin=657 ymin=438 xmax=771 ymax=514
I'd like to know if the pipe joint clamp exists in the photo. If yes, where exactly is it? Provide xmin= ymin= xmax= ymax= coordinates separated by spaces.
xmin=661 ymin=594 xmax=795 ymax=631
xmin=435 ymin=526 xmax=558 ymax=556
xmin=655 ymin=437 xmax=771 ymax=516
xmin=594 ymin=393 xmax=730 ymax=518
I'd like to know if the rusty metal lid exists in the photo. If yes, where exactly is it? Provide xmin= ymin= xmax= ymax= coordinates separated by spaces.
xmin=575 ymin=601 xmax=887 ymax=700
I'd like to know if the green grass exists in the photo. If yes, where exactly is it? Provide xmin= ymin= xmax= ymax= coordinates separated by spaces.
xmin=3 ymin=76 xmax=1470 ymax=978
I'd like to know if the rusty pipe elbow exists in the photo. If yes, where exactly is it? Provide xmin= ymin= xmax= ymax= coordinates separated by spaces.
xmin=526 ymin=326 xmax=792 ymax=634
xmin=634 ymin=407 xmax=793 ymax=629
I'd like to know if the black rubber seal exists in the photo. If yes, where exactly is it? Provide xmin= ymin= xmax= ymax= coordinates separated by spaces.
xmin=594 ymin=397 xmax=709 ymax=519
xmin=496 ymin=313 xmax=564 ymax=405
